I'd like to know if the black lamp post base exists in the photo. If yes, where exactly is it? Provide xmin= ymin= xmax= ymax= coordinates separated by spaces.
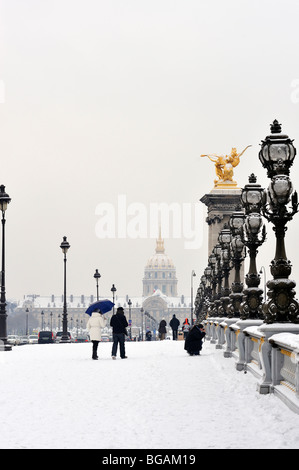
xmin=240 ymin=287 xmax=264 ymax=320
xmin=219 ymin=295 xmax=231 ymax=317
xmin=263 ymin=278 xmax=299 ymax=323
xmin=228 ymin=291 xmax=243 ymax=318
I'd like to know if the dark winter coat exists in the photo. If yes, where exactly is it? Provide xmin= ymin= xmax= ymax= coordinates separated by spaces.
xmin=184 ymin=326 xmax=206 ymax=354
xmin=110 ymin=312 xmax=128 ymax=334
xmin=169 ymin=316 xmax=180 ymax=331
xmin=158 ymin=319 xmax=167 ymax=334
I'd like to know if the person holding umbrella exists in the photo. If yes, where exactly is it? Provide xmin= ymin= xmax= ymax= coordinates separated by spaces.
xmin=86 ymin=300 xmax=114 ymax=360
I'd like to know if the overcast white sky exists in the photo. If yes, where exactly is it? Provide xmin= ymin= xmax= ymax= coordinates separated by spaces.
xmin=1 ymin=0 xmax=299 ymax=301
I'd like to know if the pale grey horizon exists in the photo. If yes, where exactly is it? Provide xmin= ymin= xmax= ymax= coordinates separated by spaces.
xmin=0 ymin=0 xmax=299 ymax=302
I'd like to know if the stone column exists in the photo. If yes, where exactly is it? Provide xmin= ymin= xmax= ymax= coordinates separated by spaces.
xmin=200 ymin=187 xmax=244 ymax=282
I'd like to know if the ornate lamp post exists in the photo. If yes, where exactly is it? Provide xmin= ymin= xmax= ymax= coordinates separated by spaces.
xmin=207 ymin=253 xmax=217 ymax=317
xmin=239 ymin=175 xmax=266 ymax=320
xmin=0 ymin=185 xmax=11 ymax=351
xmin=204 ymin=265 xmax=213 ymax=296
xmin=195 ymin=276 xmax=207 ymax=322
xmin=259 ymin=120 xmax=299 ymax=323
xmin=201 ymin=270 xmax=212 ymax=322
xmin=218 ymin=224 xmax=232 ymax=317
xmin=111 ymin=284 xmax=116 ymax=314
xmin=60 ymin=236 xmax=70 ymax=342
xmin=213 ymin=244 xmax=223 ymax=316
xmin=190 ymin=270 xmax=196 ymax=325
xmin=94 ymin=269 xmax=101 ymax=301
xmin=228 ymin=207 xmax=246 ymax=318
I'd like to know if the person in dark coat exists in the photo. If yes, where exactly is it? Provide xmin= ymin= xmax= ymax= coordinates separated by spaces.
xmin=110 ymin=307 xmax=129 ymax=359
xmin=158 ymin=318 xmax=167 ymax=340
xmin=184 ymin=324 xmax=206 ymax=356
xmin=169 ymin=314 xmax=180 ymax=340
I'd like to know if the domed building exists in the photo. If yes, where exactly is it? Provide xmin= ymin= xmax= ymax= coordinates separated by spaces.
xmin=143 ymin=229 xmax=178 ymax=297
xmin=16 ymin=230 xmax=190 ymax=337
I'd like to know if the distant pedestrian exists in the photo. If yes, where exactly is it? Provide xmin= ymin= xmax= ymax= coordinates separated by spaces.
xmin=182 ymin=318 xmax=191 ymax=339
xmin=169 ymin=314 xmax=180 ymax=340
xmin=86 ymin=309 xmax=107 ymax=360
xmin=184 ymin=324 xmax=206 ymax=356
xmin=145 ymin=329 xmax=152 ymax=341
xmin=110 ymin=307 xmax=129 ymax=359
xmin=158 ymin=318 xmax=167 ymax=340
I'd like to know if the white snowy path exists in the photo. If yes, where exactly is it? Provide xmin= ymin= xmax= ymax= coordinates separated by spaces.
xmin=0 ymin=339 xmax=298 ymax=449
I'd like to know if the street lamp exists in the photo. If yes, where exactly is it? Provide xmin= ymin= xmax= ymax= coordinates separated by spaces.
xmin=213 ymin=244 xmax=223 ymax=316
xmin=60 ymin=236 xmax=70 ymax=342
xmin=25 ymin=308 xmax=29 ymax=336
xmin=259 ymin=121 xmax=299 ymax=323
xmin=218 ymin=224 xmax=232 ymax=316
xmin=0 ymin=185 xmax=11 ymax=351
xmin=240 ymin=175 xmax=266 ymax=320
xmin=140 ymin=307 xmax=144 ymax=340
xmin=191 ymin=270 xmax=196 ymax=325
xmin=94 ymin=269 xmax=101 ymax=301
xmin=41 ymin=310 xmax=44 ymax=331
xmin=111 ymin=284 xmax=116 ymax=314
xmin=128 ymin=298 xmax=132 ymax=339
xmin=228 ymin=207 xmax=246 ymax=318
xmin=207 ymin=253 xmax=217 ymax=317
xmin=50 ymin=311 xmax=53 ymax=333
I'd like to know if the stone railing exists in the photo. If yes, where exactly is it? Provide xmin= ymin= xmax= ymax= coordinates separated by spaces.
xmin=268 ymin=331 xmax=299 ymax=414
xmin=203 ymin=318 xmax=299 ymax=414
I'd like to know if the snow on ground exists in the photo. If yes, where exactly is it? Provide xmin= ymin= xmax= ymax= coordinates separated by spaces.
xmin=0 ymin=339 xmax=298 ymax=449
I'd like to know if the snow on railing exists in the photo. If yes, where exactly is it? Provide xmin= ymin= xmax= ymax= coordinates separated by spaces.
xmin=203 ymin=317 xmax=299 ymax=414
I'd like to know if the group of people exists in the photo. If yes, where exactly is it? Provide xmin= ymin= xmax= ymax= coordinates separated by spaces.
xmin=158 ymin=315 xmax=188 ymax=340
xmin=86 ymin=309 xmax=205 ymax=360
xmin=159 ymin=314 xmax=206 ymax=356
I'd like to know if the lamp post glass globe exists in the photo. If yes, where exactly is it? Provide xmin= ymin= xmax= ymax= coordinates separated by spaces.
xmin=245 ymin=213 xmax=263 ymax=235
xmin=60 ymin=236 xmax=70 ymax=254
xmin=268 ymin=175 xmax=293 ymax=206
xmin=259 ymin=120 xmax=296 ymax=178
xmin=0 ymin=185 xmax=11 ymax=213
xmin=111 ymin=284 xmax=117 ymax=314
xmin=94 ymin=269 xmax=101 ymax=300
xmin=94 ymin=269 xmax=101 ymax=280
xmin=241 ymin=175 xmax=266 ymax=214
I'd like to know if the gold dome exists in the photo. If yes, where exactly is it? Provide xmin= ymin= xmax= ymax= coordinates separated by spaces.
xmin=145 ymin=230 xmax=175 ymax=269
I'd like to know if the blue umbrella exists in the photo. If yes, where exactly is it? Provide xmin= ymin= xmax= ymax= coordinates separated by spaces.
xmin=85 ymin=299 xmax=114 ymax=316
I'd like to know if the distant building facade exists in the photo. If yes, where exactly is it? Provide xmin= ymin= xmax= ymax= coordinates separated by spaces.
xmin=143 ymin=229 xmax=178 ymax=297
xmin=16 ymin=235 xmax=191 ymax=334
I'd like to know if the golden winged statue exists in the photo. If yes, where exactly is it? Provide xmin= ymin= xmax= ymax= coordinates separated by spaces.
xmin=201 ymin=145 xmax=252 ymax=187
